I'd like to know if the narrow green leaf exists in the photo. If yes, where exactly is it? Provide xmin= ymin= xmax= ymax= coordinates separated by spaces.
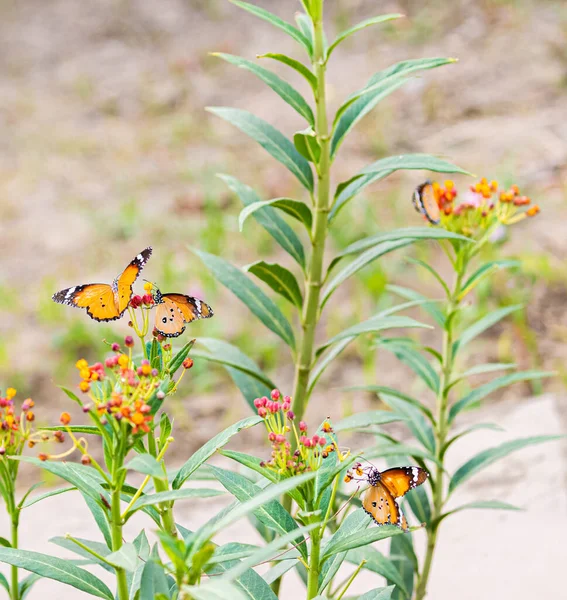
xmin=172 ymin=416 xmax=262 ymax=489
xmin=448 ymin=370 xmax=555 ymax=423
xmin=380 ymin=340 xmax=439 ymax=393
xmin=358 ymin=587 xmax=395 ymax=600
xmin=0 ymin=549 xmax=113 ymax=600
xmin=129 ymin=488 xmax=223 ymax=513
xmin=167 ymin=338 xmax=196 ymax=376
xmin=192 ymin=249 xmax=296 ymax=349
xmin=322 ymin=240 xmax=414 ymax=309
xmin=257 ymin=53 xmax=317 ymax=90
xmin=331 ymin=58 xmax=456 ymax=157
xmin=330 ymin=170 xmax=393 ymax=222
xmin=452 ymin=305 xmax=522 ymax=356
xmin=190 ymin=337 xmax=276 ymax=389
xmin=49 ymin=536 xmax=112 ymax=572
xmin=317 ymin=315 xmax=431 ymax=355
xmin=106 ymin=543 xmax=138 ymax=572
xmin=125 ymin=454 xmax=165 ymax=480
xmin=214 ymin=53 xmax=314 ymax=125
xmin=364 ymin=443 xmax=441 ymax=467
xmin=334 ymin=410 xmax=406 ymax=432
xmin=185 ymin=580 xmax=249 ymax=600
xmin=360 ymin=153 xmax=471 ymax=176
xmin=262 ymin=559 xmax=297 ymax=584
xmin=405 ymin=485 xmax=431 ymax=524
xmin=208 ymin=108 xmax=313 ymax=191
xmin=308 ymin=336 xmax=354 ymax=394
xmin=294 ymin=127 xmax=321 ymax=163
xmin=449 ymin=435 xmax=564 ymax=494
xmin=326 ymin=14 xmax=403 ymax=59
xmin=59 ymin=386 xmax=83 ymax=406
xmin=0 ymin=573 xmax=8 ymax=593
xmin=204 ymin=562 xmax=273 ymax=600
xmin=82 ymin=492 xmax=112 ymax=549
xmin=220 ymin=174 xmax=306 ymax=268
xmin=387 ymin=284 xmax=446 ymax=327
xmin=19 ymin=574 xmax=41 ymax=600
xmin=21 ymin=486 xmax=75 ymax=509
xmin=323 ymin=524 xmax=403 ymax=560
xmin=456 ymin=362 xmax=517 ymax=380
xmin=295 ymin=11 xmax=314 ymax=49
xmin=440 ymin=500 xmax=522 ymax=523
xmin=225 ymin=366 xmax=273 ymax=412
xmin=459 ymin=259 xmax=520 ymax=298
xmin=239 ymin=198 xmax=312 ymax=232
xmin=347 ymin=548 xmax=408 ymax=596
xmin=388 ymin=534 xmax=415 ymax=600
xmin=405 ymin=257 xmax=450 ymax=297
xmin=230 ymin=0 xmax=313 ymax=56
xmin=209 ymin=466 xmax=308 ymax=560
xmin=380 ymin=393 xmax=435 ymax=453
xmin=40 ymin=425 xmax=101 ymax=435
xmin=139 ymin=556 xmax=170 ymax=600
xmin=245 ymin=261 xmax=303 ymax=308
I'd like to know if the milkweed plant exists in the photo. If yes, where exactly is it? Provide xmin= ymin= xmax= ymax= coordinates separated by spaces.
xmin=0 ymin=2 xmax=560 ymax=600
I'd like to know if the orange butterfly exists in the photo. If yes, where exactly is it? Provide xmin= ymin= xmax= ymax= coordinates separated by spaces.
xmin=52 ymin=247 xmax=152 ymax=322
xmin=152 ymin=287 xmax=213 ymax=338
xmin=349 ymin=463 xmax=428 ymax=530
xmin=413 ymin=181 xmax=440 ymax=225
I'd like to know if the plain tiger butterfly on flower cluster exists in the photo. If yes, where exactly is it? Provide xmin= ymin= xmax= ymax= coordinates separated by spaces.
xmin=413 ymin=180 xmax=440 ymax=225
xmin=345 ymin=462 xmax=428 ymax=530
xmin=151 ymin=287 xmax=213 ymax=338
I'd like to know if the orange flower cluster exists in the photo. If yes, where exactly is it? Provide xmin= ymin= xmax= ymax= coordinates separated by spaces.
xmin=75 ymin=338 xmax=160 ymax=435
xmin=431 ymin=178 xmax=539 ymax=237
xmin=255 ymin=389 xmax=335 ymax=477
xmin=0 ymin=388 xmax=64 ymax=457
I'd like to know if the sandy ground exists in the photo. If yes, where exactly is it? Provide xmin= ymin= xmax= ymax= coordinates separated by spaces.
xmin=1 ymin=392 xmax=565 ymax=600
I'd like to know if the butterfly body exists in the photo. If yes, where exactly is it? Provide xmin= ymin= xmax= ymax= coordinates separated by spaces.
xmin=413 ymin=181 xmax=440 ymax=225
xmin=52 ymin=248 xmax=152 ymax=321
xmin=359 ymin=465 xmax=428 ymax=531
xmin=153 ymin=288 xmax=213 ymax=337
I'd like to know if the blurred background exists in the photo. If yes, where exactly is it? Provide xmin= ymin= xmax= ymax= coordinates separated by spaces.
xmin=0 ymin=0 xmax=566 ymax=596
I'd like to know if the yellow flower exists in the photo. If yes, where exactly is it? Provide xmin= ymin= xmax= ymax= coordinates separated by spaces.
xmin=118 ymin=354 xmax=129 ymax=368
xmin=76 ymin=359 xmax=88 ymax=370
xmin=143 ymin=282 xmax=153 ymax=293
xmin=6 ymin=388 xmax=16 ymax=399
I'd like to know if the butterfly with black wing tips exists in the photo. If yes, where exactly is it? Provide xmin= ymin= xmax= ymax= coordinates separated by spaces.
xmin=52 ymin=247 xmax=152 ymax=322
xmin=347 ymin=462 xmax=428 ymax=530
xmin=413 ymin=180 xmax=440 ymax=225
xmin=151 ymin=287 xmax=213 ymax=338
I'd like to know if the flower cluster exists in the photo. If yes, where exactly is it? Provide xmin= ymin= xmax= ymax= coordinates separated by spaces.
xmin=75 ymin=337 xmax=160 ymax=434
xmin=430 ymin=178 xmax=539 ymax=237
xmin=255 ymin=390 xmax=335 ymax=477
xmin=0 ymin=388 xmax=64 ymax=457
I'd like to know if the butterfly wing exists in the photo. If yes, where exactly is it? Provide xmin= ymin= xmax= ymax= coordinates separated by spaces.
xmin=362 ymin=482 xmax=408 ymax=530
xmin=115 ymin=247 xmax=152 ymax=314
xmin=380 ymin=466 xmax=428 ymax=498
xmin=154 ymin=297 xmax=186 ymax=338
xmin=161 ymin=293 xmax=214 ymax=322
xmin=413 ymin=181 xmax=440 ymax=225
xmin=52 ymin=284 xmax=120 ymax=322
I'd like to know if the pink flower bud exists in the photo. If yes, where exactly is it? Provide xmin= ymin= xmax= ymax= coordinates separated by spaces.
xmin=105 ymin=357 xmax=115 ymax=368
xmin=258 ymin=407 xmax=267 ymax=418
xmin=287 ymin=410 xmax=295 ymax=420
xmin=254 ymin=397 xmax=265 ymax=408
xmin=275 ymin=434 xmax=285 ymax=444
xmin=312 ymin=434 xmax=320 ymax=444
xmin=111 ymin=343 xmax=120 ymax=352
xmin=270 ymin=389 xmax=281 ymax=401
xmin=282 ymin=401 xmax=290 ymax=411
xmin=268 ymin=432 xmax=276 ymax=442
xmin=157 ymin=391 xmax=165 ymax=400
xmin=299 ymin=421 xmax=307 ymax=432
xmin=124 ymin=336 xmax=134 ymax=348
xmin=319 ymin=437 xmax=327 ymax=446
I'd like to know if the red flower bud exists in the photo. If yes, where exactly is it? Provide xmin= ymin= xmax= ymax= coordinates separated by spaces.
xmin=60 ymin=412 xmax=71 ymax=425
xmin=183 ymin=358 xmax=194 ymax=369
xmin=111 ymin=343 xmax=120 ymax=352
xmin=287 ymin=410 xmax=295 ymax=420
xmin=258 ymin=407 xmax=267 ymax=418
xmin=299 ymin=421 xmax=307 ymax=432
xmin=124 ymin=336 xmax=134 ymax=348
xmin=268 ymin=432 xmax=276 ymax=442
xmin=275 ymin=434 xmax=285 ymax=444
xmin=270 ymin=389 xmax=281 ymax=401
xmin=81 ymin=455 xmax=91 ymax=466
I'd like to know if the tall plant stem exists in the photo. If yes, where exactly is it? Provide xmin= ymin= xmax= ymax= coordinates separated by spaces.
xmin=415 ymin=266 xmax=465 ymax=600
xmin=147 ymin=432 xmax=177 ymax=537
xmin=8 ymin=490 xmax=19 ymax=600
xmin=110 ymin=435 xmax=129 ymax=600
xmin=306 ymin=526 xmax=322 ymax=599
xmin=292 ymin=0 xmax=330 ymax=423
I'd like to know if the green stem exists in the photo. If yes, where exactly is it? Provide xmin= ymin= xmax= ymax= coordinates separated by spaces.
xmin=147 ymin=433 xmax=177 ymax=537
xmin=10 ymin=495 xmax=19 ymax=600
xmin=110 ymin=431 xmax=129 ymax=600
xmin=306 ymin=526 xmax=321 ymax=599
xmin=415 ymin=262 xmax=466 ymax=600
xmin=292 ymin=0 xmax=330 ymax=423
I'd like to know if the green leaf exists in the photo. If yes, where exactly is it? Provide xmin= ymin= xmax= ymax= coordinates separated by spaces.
xmin=364 ymin=443 xmax=440 ymax=467
xmin=448 ymin=370 xmax=555 ymax=423
xmin=225 ymin=367 xmax=273 ymax=412
xmin=192 ymin=248 xmax=296 ymax=349
xmin=380 ymin=340 xmax=439 ymax=393
xmin=219 ymin=174 xmax=306 ymax=268
xmin=330 ymin=170 xmax=393 ymax=222
xmin=456 ymin=362 xmax=517 ymax=381
xmin=459 ymin=259 xmax=520 ymax=299
xmin=139 ymin=556 xmax=170 ymax=600
xmin=331 ymin=58 xmax=456 ymax=157
xmin=295 ymin=11 xmax=314 ymax=49
xmin=214 ymin=53 xmax=314 ymax=125
xmin=0 ymin=548 xmax=113 ymax=599
xmin=388 ymin=534 xmax=415 ymax=600
xmin=294 ymin=127 xmax=321 ymax=163
xmin=167 ymin=338 xmax=196 ymax=376
xmin=19 ymin=574 xmax=41 ymax=600
xmin=229 ymin=0 xmax=313 ymax=56
xmin=452 ymin=305 xmax=522 ymax=356
xmin=342 ymin=385 xmax=434 ymax=422
xmin=308 ymin=337 xmax=354 ymax=394
xmin=82 ymin=492 xmax=112 ymax=549
xmin=239 ymin=197 xmax=313 ymax=232
xmin=358 ymin=587 xmax=395 ymax=600
xmin=257 ymin=53 xmax=317 ymax=90
xmin=59 ymin=386 xmax=83 ymax=406
xmin=125 ymin=454 xmax=165 ymax=480
xmin=347 ymin=547 xmax=408 ymax=596
xmin=323 ymin=524 xmax=403 ymax=560
xmin=172 ymin=416 xmax=262 ymax=489
xmin=334 ymin=410 xmax=406 ymax=432
xmin=0 ymin=572 xmax=8 ymax=593
xmin=449 ymin=435 xmax=564 ymax=494
xmin=360 ymin=153 xmax=471 ymax=177
xmin=203 ymin=563 xmax=272 ymax=600
xmin=40 ymin=425 xmax=101 ymax=435
xmin=21 ymin=486 xmax=75 ymax=509
xmin=387 ymin=284 xmax=446 ymax=328
xmin=322 ymin=240 xmax=414 ymax=309
xmin=129 ymin=488 xmax=223 ymax=514
xmin=262 ymin=559 xmax=297 ymax=584
xmin=209 ymin=466 xmax=309 ymax=560
xmin=439 ymin=500 xmax=521 ymax=523
xmin=244 ymin=261 xmax=303 ymax=309
xmin=208 ymin=108 xmax=313 ymax=191
xmin=317 ymin=315 xmax=432 ymax=355
xmin=331 ymin=227 xmax=472 ymax=270
xmin=185 ymin=580 xmax=249 ymax=600
xmin=405 ymin=485 xmax=431 ymax=524
xmin=190 ymin=337 xmax=276 ymax=389
xmin=106 ymin=543 xmax=138 ymax=572
xmin=326 ymin=14 xmax=403 ymax=59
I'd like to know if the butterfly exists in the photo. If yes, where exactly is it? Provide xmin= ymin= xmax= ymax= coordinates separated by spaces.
xmin=348 ymin=463 xmax=428 ymax=530
xmin=52 ymin=247 xmax=152 ymax=322
xmin=413 ymin=181 xmax=440 ymax=225
xmin=152 ymin=287 xmax=213 ymax=337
